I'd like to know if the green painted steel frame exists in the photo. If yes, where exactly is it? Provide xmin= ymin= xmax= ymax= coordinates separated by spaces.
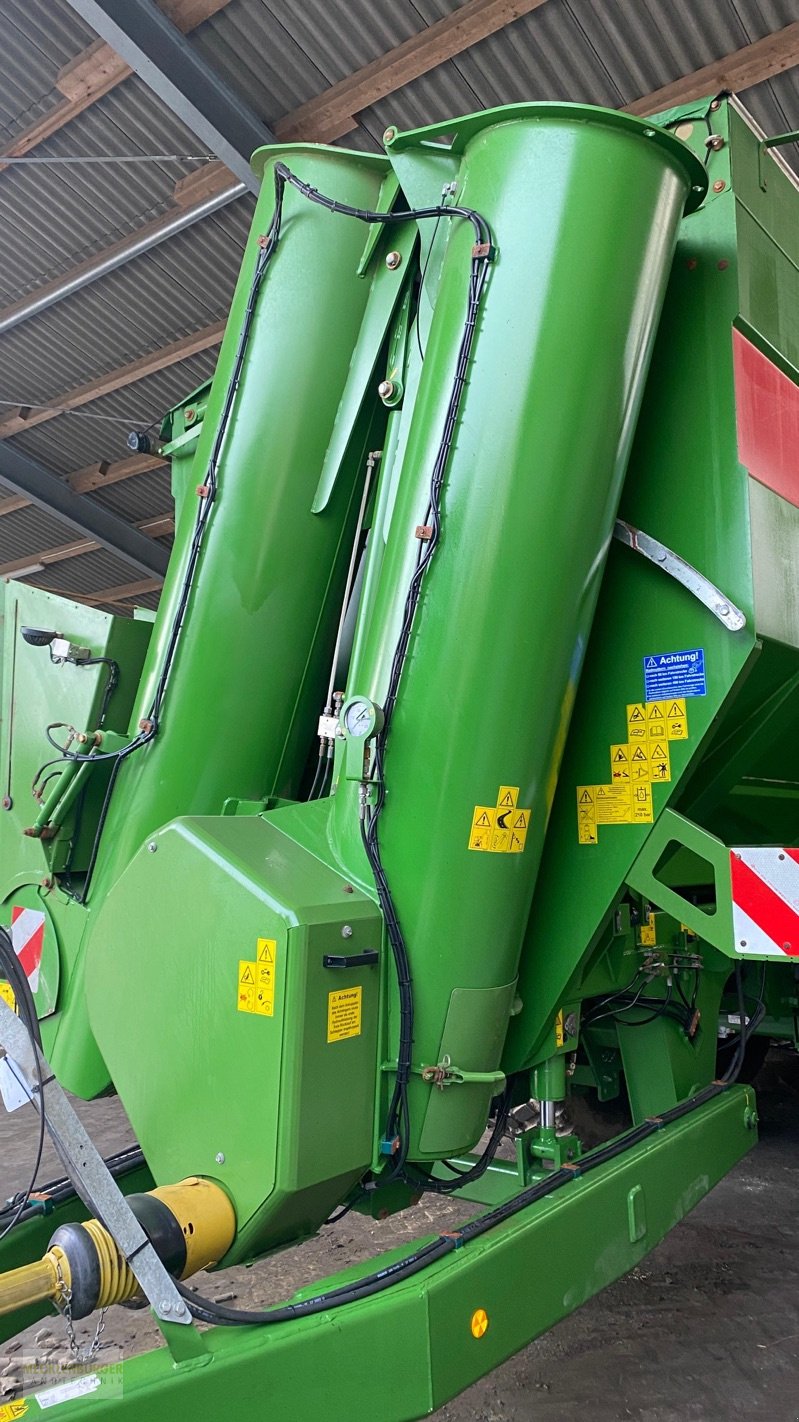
xmin=8 ymin=1088 xmax=755 ymax=1421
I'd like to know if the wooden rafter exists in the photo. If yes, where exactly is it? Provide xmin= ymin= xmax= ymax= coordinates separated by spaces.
xmin=626 ymin=22 xmax=799 ymax=116
xmin=0 ymin=0 xmax=231 ymax=174
xmin=276 ymin=0 xmax=550 ymax=144
xmin=82 ymin=576 xmax=163 ymax=605
xmin=0 ymin=513 xmax=174 ymax=579
xmin=0 ymin=321 xmax=224 ymax=440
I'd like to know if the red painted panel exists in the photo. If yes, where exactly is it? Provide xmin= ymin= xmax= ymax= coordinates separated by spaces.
xmin=733 ymin=327 xmax=799 ymax=507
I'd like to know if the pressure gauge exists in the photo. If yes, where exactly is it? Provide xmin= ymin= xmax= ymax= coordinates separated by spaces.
xmin=341 ymin=696 xmax=384 ymax=741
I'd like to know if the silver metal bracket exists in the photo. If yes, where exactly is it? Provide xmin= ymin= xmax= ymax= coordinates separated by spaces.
xmin=613 ymin=520 xmax=747 ymax=631
xmin=0 ymin=998 xmax=192 ymax=1326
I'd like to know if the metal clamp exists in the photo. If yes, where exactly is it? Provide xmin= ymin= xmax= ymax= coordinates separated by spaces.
xmin=420 ymin=1055 xmax=506 ymax=1091
xmin=613 ymin=520 xmax=746 ymax=631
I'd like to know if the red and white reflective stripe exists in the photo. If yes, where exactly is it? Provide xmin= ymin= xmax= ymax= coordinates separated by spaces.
xmin=10 ymin=905 xmax=45 ymax=992
xmin=730 ymin=848 xmax=799 ymax=957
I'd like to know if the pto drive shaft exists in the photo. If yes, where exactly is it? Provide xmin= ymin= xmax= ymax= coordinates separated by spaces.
xmin=0 ymin=1177 xmax=234 ymax=1320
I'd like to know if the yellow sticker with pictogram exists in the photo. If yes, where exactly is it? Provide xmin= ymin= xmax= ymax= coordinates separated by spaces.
xmin=237 ymin=939 xmax=276 ymax=1016
xmin=0 ymin=981 xmax=15 ymax=1011
xmin=626 ymin=703 xmax=647 ymax=739
xmin=0 ymin=1403 xmax=28 ymax=1421
xmin=639 ymin=912 xmax=657 ymax=946
xmin=576 ymin=695 xmax=688 ymax=842
xmin=469 ymin=787 xmax=531 ymax=853
xmin=648 ymin=740 xmax=671 ymax=782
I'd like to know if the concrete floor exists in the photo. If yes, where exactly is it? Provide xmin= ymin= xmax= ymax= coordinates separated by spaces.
xmin=2 ymin=1051 xmax=798 ymax=1419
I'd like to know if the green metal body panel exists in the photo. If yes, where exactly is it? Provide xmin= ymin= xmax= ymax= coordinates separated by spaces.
xmin=7 ymin=1089 xmax=753 ymax=1421
xmin=86 ymin=812 xmax=382 ymax=1262
xmin=327 ymin=105 xmax=701 ymax=1159
xmin=504 ymin=97 xmax=799 ymax=1073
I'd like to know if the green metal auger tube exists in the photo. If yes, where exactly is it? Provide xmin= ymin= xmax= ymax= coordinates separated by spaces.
xmin=49 ymin=145 xmax=394 ymax=1094
xmin=329 ymin=105 xmax=706 ymax=1165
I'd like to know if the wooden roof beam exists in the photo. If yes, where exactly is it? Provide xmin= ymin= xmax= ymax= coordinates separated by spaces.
xmin=0 ymin=0 xmax=231 ymax=174
xmin=626 ymin=22 xmax=799 ymax=116
xmin=0 ymin=513 xmax=174 ymax=579
xmin=0 ymin=320 xmax=224 ymax=439
xmin=276 ymin=0 xmax=550 ymax=144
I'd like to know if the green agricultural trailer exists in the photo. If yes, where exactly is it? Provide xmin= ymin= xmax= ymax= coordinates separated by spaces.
xmin=0 ymin=91 xmax=796 ymax=1418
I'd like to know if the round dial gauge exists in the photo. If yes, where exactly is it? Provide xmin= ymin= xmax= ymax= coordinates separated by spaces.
xmin=341 ymin=697 xmax=383 ymax=739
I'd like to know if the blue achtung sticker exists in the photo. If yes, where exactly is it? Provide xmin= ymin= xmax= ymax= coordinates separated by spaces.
xmin=644 ymin=649 xmax=706 ymax=701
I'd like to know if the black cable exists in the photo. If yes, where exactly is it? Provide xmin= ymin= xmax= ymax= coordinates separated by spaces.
xmin=175 ymin=985 xmax=762 ymax=1330
xmin=42 ymin=165 xmax=490 ymax=917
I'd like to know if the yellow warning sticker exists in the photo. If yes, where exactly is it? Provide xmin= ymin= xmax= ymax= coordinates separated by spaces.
xmin=496 ymin=786 xmax=519 ymax=809
xmin=629 ymin=742 xmax=650 ymax=781
xmin=469 ymin=789 xmax=530 ymax=852
xmin=610 ymin=743 xmax=630 ymax=783
xmin=0 ymin=981 xmax=15 ymax=1011
xmin=639 ymin=912 xmax=657 ymax=946
xmin=327 ymin=986 xmax=362 ymax=1043
xmin=648 ymin=740 xmax=671 ymax=782
xmin=576 ymin=787 xmax=598 ymax=845
xmin=238 ymin=940 xmax=277 ymax=1016
xmin=593 ymin=783 xmax=631 ymax=823
xmin=665 ymin=698 xmax=688 ymax=740
xmin=626 ymin=703 xmax=647 ymax=739
xmin=577 ymin=694 xmax=690 ymax=843
xmin=0 ymin=1403 xmax=28 ymax=1421
xmin=555 ymin=1010 xmax=565 ymax=1048
xmin=630 ymin=783 xmax=653 ymax=822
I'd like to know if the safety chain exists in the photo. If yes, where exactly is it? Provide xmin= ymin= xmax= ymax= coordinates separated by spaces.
xmin=54 ymin=1255 xmax=107 ymax=1364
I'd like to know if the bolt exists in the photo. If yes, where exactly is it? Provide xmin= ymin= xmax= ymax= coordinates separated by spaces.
xmin=383 ymin=126 xmax=397 ymax=144
xmin=785 ymin=943 xmax=792 ymax=952
xmin=739 ymin=939 xmax=747 ymax=948
xmin=710 ymin=98 xmax=721 ymax=111
xmin=712 ymin=179 xmax=726 ymax=193
xmin=341 ymin=925 xmax=353 ymax=939
xmin=1 ymin=797 xmax=11 ymax=811
xmin=385 ymin=250 xmax=402 ymax=270
xmin=147 ymin=841 xmax=158 ymax=853
xmin=40 ymin=877 xmax=52 ymax=890
xmin=215 ymin=1152 xmax=225 ymax=1165
xmin=779 ymin=853 xmax=786 ymax=861
xmin=717 ymin=260 xmax=729 ymax=271
xmin=160 ymin=1300 xmax=172 ymax=1314
xmin=342 ymin=884 xmax=354 ymax=894
xmin=378 ymin=379 xmax=395 ymax=400
xmin=717 ymin=601 xmax=729 ymax=614
xmin=139 ymin=718 xmax=154 ymax=733
xmin=706 ymin=133 xmax=725 ymax=151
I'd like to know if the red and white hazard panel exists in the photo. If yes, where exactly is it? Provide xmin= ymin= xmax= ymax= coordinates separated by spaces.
xmin=10 ymin=905 xmax=45 ymax=992
xmin=730 ymin=848 xmax=799 ymax=957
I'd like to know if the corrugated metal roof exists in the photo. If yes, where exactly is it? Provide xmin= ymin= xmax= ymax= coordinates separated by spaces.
xmin=4 ymin=350 xmax=219 ymax=475
xmin=1 ymin=0 xmax=799 ymax=610
xmin=0 ymin=0 xmax=94 ymax=139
